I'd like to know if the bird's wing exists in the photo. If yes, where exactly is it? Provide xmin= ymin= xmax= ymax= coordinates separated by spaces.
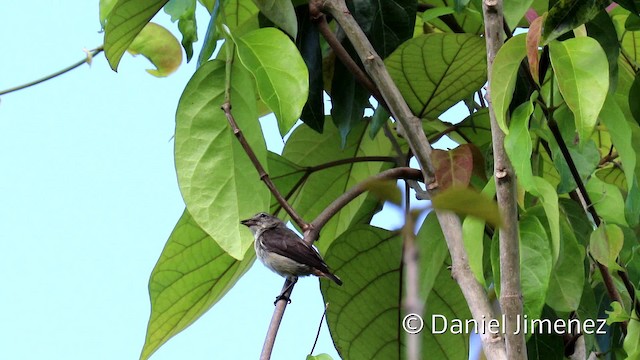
xmin=261 ymin=225 xmax=331 ymax=272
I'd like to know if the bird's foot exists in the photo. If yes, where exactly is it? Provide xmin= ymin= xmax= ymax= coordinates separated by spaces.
xmin=274 ymin=294 xmax=291 ymax=305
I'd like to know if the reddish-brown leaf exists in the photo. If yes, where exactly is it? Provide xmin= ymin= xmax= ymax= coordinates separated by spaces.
xmin=431 ymin=144 xmax=474 ymax=190
xmin=527 ymin=15 xmax=545 ymax=85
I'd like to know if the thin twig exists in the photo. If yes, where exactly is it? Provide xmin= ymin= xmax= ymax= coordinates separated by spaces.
xmin=311 ymin=9 xmax=389 ymax=113
xmin=309 ymin=167 xmax=422 ymax=235
xmin=546 ymin=118 xmax=629 ymax=333
xmin=0 ymin=46 xmax=104 ymax=96
xmin=222 ymin=102 xmax=308 ymax=230
xmin=309 ymin=303 xmax=330 ymax=355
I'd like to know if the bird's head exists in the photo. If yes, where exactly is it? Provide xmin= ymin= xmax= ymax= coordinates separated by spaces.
xmin=240 ymin=212 xmax=282 ymax=232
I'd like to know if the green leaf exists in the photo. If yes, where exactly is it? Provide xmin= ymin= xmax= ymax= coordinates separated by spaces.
xmin=104 ymin=0 xmax=169 ymax=71
xmin=277 ymin=120 xmax=393 ymax=253
xmin=431 ymin=186 xmax=502 ymax=228
xmin=306 ymin=354 xmax=334 ymax=360
xmin=421 ymin=7 xmax=455 ymax=23
xmin=127 ymin=22 xmax=183 ymax=77
xmin=586 ymin=176 xmax=628 ymax=226
xmin=297 ymin=5 xmax=325 ymax=133
xmin=559 ymin=198 xmax=593 ymax=246
xmin=267 ymin=152 xmax=305 ymax=212
xmin=549 ymin=37 xmax=609 ymax=143
xmin=321 ymin=226 xmax=402 ymax=359
xmin=623 ymin=317 xmax=640 ymax=359
xmin=361 ymin=179 xmax=402 ymax=206
xmin=586 ymin=10 xmax=620 ymax=91
xmin=552 ymin=139 xmax=600 ymax=194
xmin=545 ymin=214 xmax=586 ymax=312
xmin=505 ymin=97 xmax=535 ymax=190
xmin=519 ymin=215 xmax=553 ymax=320
xmin=605 ymin=301 xmax=629 ymax=324
xmin=599 ymin=94 xmax=640 ymax=226
xmin=99 ymin=0 xmax=118 ymax=28
xmin=421 ymin=263 xmax=471 ymax=359
xmin=175 ymin=60 xmax=270 ymax=259
xmin=252 ymin=0 xmax=297 ymax=38
xmin=321 ymin=225 xmax=469 ymax=360
xmin=140 ymin=210 xmax=255 ymax=360
xmin=461 ymin=178 xmax=495 ymax=287
xmin=530 ymin=177 xmax=561 ymax=264
xmin=590 ymin=223 xmax=624 ymax=271
xmin=330 ymin=61 xmax=370 ymax=145
xmin=350 ymin=0 xmax=417 ymax=58
xmin=452 ymin=108 xmax=492 ymax=146
xmin=196 ymin=2 xmax=219 ymax=67
xmin=385 ymin=33 xmax=487 ymax=119
xmin=503 ymin=0 xmax=534 ymax=30
xmin=164 ymin=0 xmax=198 ymax=62
xmin=417 ymin=212 xmax=450 ymax=299
xmin=542 ymin=0 xmax=609 ymax=44
xmin=491 ymin=34 xmax=527 ymax=133
xmin=369 ymin=104 xmax=390 ymax=139
xmin=234 ymin=28 xmax=309 ymax=136
xmin=223 ymin=0 xmax=259 ymax=32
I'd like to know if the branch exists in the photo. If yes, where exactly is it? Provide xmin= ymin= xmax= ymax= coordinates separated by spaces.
xmin=264 ymin=167 xmax=424 ymax=360
xmin=319 ymin=1 xmax=507 ymax=358
xmin=482 ymin=1 xmax=527 ymax=358
xmin=222 ymin=102 xmax=308 ymax=230
xmin=309 ymin=167 xmax=422 ymax=235
xmin=310 ymin=9 xmax=389 ymax=113
xmin=260 ymin=278 xmax=295 ymax=360
xmin=402 ymin=190 xmax=422 ymax=360
xmin=320 ymin=0 xmax=436 ymax=184
xmin=0 ymin=46 xmax=104 ymax=96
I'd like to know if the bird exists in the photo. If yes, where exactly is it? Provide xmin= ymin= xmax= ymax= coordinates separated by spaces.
xmin=241 ymin=212 xmax=342 ymax=303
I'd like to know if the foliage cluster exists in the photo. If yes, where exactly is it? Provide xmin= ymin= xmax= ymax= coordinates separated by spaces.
xmin=94 ymin=0 xmax=640 ymax=359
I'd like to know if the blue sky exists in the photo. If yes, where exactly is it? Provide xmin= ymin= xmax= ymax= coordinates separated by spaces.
xmin=0 ymin=2 xmax=355 ymax=359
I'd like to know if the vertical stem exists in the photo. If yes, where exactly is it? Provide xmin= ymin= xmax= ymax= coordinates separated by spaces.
xmin=482 ymin=0 xmax=527 ymax=358
xmin=321 ymin=0 xmax=507 ymax=358
xmin=402 ymin=184 xmax=422 ymax=360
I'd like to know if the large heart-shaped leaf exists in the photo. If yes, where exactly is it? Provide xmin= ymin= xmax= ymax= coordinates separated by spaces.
xmin=321 ymin=225 xmax=470 ymax=360
xmin=140 ymin=210 xmax=255 ymax=360
xmin=175 ymin=60 xmax=269 ymax=259
xmin=385 ymin=33 xmax=487 ymax=120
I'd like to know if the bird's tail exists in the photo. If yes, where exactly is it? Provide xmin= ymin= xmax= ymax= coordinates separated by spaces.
xmin=324 ymin=271 xmax=343 ymax=286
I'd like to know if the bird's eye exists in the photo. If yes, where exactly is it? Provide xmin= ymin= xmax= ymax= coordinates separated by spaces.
xmin=259 ymin=213 xmax=267 ymax=218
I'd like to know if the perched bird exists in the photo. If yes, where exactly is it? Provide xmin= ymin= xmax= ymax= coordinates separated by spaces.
xmin=241 ymin=212 xmax=342 ymax=302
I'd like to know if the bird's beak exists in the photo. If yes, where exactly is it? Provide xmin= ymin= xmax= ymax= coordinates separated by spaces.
xmin=240 ymin=218 xmax=253 ymax=226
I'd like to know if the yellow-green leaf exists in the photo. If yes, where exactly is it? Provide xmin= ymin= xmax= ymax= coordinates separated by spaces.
xmin=104 ymin=0 xmax=168 ymax=70
xmin=140 ymin=210 xmax=255 ymax=360
xmin=431 ymin=186 xmax=502 ymax=228
xmin=127 ymin=22 xmax=182 ymax=77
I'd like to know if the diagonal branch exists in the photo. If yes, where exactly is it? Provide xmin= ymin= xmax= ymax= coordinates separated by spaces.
xmin=319 ymin=0 xmax=507 ymax=358
xmin=482 ymin=1 xmax=527 ymax=359
xmin=0 ymin=46 xmax=104 ymax=96
xmin=224 ymin=103 xmax=422 ymax=359
xmin=222 ymin=102 xmax=308 ymax=230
